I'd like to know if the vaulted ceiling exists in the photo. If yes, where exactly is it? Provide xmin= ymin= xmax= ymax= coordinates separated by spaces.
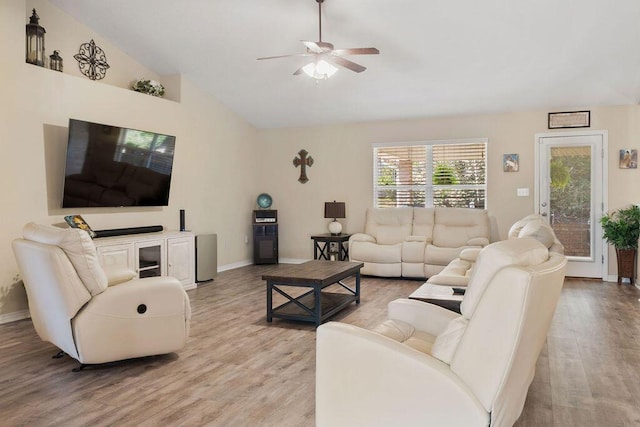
xmin=51 ymin=0 xmax=640 ymax=129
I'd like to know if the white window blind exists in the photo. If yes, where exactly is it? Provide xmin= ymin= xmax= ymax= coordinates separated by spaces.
xmin=374 ymin=140 xmax=487 ymax=209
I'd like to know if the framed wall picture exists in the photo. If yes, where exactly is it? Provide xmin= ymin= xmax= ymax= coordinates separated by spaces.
xmin=548 ymin=111 xmax=590 ymax=129
xmin=503 ymin=153 xmax=519 ymax=172
xmin=619 ymin=149 xmax=638 ymax=169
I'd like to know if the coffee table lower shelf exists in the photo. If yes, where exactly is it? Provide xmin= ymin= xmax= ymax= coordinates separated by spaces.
xmin=270 ymin=290 xmax=357 ymax=324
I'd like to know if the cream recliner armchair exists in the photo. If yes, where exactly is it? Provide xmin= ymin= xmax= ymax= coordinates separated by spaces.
xmin=12 ymin=223 xmax=191 ymax=370
xmin=316 ymin=238 xmax=567 ymax=427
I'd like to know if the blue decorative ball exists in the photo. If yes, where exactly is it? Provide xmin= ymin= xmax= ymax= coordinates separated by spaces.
xmin=257 ymin=193 xmax=273 ymax=209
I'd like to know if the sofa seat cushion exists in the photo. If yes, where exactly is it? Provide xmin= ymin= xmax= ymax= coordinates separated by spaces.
xmin=426 ymin=258 xmax=473 ymax=286
xmin=22 ymin=222 xmax=108 ymax=296
xmin=372 ymin=319 xmax=436 ymax=354
xmin=351 ymin=242 xmax=402 ymax=263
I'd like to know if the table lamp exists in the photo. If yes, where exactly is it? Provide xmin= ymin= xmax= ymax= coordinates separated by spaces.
xmin=324 ymin=201 xmax=346 ymax=235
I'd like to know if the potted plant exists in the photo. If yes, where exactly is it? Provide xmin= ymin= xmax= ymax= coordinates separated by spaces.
xmin=131 ymin=78 xmax=165 ymax=97
xmin=600 ymin=205 xmax=640 ymax=284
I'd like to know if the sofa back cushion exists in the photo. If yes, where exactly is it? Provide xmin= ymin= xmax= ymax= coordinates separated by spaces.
xmin=432 ymin=208 xmax=489 ymax=248
xmin=22 ymin=222 xmax=108 ymax=296
xmin=509 ymin=213 xmax=564 ymax=254
xmin=364 ymin=207 xmax=414 ymax=245
xmin=411 ymin=208 xmax=435 ymax=242
xmin=460 ymin=238 xmax=549 ymax=318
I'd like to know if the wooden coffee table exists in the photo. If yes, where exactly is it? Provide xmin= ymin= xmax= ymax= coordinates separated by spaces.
xmin=262 ymin=260 xmax=363 ymax=326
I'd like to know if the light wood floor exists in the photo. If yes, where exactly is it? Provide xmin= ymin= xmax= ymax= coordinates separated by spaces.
xmin=1 ymin=266 xmax=639 ymax=426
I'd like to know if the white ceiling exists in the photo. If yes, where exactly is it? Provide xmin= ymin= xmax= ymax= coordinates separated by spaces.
xmin=50 ymin=0 xmax=640 ymax=129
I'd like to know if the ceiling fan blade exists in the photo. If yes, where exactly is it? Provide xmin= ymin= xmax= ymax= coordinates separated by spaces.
xmin=257 ymin=53 xmax=313 ymax=60
xmin=328 ymin=56 xmax=366 ymax=73
xmin=332 ymin=47 xmax=380 ymax=56
xmin=301 ymin=40 xmax=323 ymax=53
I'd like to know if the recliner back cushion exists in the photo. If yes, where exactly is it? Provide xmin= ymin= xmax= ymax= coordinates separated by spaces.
xmin=364 ymin=207 xmax=413 ymax=245
xmin=432 ymin=208 xmax=489 ymax=247
xmin=411 ymin=208 xmax=435 ymax=241
xmin=23 ymin=223 xmax=108 ymax=296
xmin=460 ymin=238 xmax=549 ymax=318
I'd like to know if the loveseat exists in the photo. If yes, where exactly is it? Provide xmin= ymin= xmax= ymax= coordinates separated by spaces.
xmin=316 ymin=238 xmax=568 ymax=426
xmin=349 ymin=207 xmax=490 ymax=278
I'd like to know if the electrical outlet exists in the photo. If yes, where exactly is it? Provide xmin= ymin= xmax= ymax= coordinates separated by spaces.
xmin=244 ymin=235 xmax=249 ymax=244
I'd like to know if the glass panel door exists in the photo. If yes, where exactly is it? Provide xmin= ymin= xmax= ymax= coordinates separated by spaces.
xmin=536 ymin=132 xmax=606 ymax=278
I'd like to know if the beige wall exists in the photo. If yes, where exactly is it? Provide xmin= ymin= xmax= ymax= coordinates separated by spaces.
xmin=258 ymin=107 xmax=640 ymax=277
xmin=3 ymin=0 xmax=640 ymax=320
xmin=0 ymin=0 xmax=259 ymax=317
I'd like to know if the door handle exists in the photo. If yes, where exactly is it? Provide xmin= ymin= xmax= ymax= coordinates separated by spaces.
xmin=541 ymin=212 xmax=548 ymax=217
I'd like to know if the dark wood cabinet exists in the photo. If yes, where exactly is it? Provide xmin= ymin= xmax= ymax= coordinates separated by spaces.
xmin=253 ymin=223 xmax=278 ymax=264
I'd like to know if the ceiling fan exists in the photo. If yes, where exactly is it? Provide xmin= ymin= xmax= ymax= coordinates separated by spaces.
xmin=257 ymin=0 xmax=380 ymax=79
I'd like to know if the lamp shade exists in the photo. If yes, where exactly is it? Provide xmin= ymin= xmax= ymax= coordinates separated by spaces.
xmin=324 ymin=201 xmax=346 ymax=219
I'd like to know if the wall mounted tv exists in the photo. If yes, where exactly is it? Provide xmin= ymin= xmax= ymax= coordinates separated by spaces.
xmin=62 ymin=119 xmax=176 ymax=208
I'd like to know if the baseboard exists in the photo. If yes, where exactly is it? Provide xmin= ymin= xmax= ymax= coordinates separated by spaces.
xmin=0 ymin=309 xmax=30 ymax=325
xmin=218 ymin=259 xmax=253 ymax=272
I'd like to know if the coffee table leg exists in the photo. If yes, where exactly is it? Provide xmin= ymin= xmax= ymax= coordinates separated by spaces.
xmin=266 ymin=280 xmax=273 ymax=322
xmin=315 ymin=285 xmax=322 ymax=326
xmin=356 ymin=270 xmax=361 ymax=304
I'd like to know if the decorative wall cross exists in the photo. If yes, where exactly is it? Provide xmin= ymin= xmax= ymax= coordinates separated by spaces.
xmin=293 ymin=149 xmax=314 ymax=183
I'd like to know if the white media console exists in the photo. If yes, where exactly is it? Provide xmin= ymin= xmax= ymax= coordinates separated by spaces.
xmin=94 ymin=231 xmax=196 ymax=290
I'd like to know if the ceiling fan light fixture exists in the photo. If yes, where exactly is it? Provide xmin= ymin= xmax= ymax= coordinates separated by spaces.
xmin=302 ymin=60 xmax=338 ymax=80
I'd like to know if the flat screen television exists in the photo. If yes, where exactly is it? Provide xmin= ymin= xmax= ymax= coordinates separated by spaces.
xmin=62 ymin=118 xmax=176 ymax=208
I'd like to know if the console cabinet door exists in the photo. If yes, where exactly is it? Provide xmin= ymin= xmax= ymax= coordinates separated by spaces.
xmin=97 ymin=243 xmax=135 ymax=272
xmin=167 ymin=236 xmax=195 ymax=286
xmin=135 ymin=239 xmax=166 ymax=278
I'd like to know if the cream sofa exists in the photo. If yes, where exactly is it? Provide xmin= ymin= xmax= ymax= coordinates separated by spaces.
xmin=423 ymin=213 xmax=564 ymax=288
xmin=349 ymin=207 xmax=490 ymax=278
xmin=316 ymin=238 xmax=568 ymax=427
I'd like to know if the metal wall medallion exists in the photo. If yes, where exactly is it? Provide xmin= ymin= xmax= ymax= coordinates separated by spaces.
xmin=74 ymin=39 xmax=110 ymax=80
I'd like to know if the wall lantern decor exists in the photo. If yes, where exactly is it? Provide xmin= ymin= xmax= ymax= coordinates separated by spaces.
xmin=49 ymin=50 xmax=63 ymax=72
xmin=74 ymin=39 xmax=110 ymax=80
xmin=25 ymin=9 xmax=46 ymax=66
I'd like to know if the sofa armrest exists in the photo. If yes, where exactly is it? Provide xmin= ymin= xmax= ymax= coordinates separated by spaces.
xmin=459 ymin=247 xmax=482 ymax=262
xmin=387 ymin=298 xmax=460 ymax=336
xmin=316 ymin=322 xmax=488 ymax=427
xmin=349 ymin=233 xmax=376 ymax=243
xmin=467 ymin=237 xmax=489 ymax=246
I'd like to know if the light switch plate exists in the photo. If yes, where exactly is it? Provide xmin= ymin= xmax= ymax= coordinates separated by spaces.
xmin=517 ymin=188 xmax=529 ymax=197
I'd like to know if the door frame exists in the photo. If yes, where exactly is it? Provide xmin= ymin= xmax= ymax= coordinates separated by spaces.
xmin=534 ymin=130 xmax=608 ymax=279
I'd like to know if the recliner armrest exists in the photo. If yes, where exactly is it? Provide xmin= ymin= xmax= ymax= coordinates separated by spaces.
xmin=467 ymin=237 xmax=489 ymax=246
xmin=316 ymin=322 xmax=488 ymax=427
xmin=387 ymin=298 xmax=460 ymax=336
xmin=103 ymin=265 xmax=137 ymax=286
xmin=459 ymin=247 xmax=482 ymax=262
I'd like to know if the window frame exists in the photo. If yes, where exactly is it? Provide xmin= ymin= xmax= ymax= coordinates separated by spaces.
xmin=372 ymin=138 xmax=488 ymax=209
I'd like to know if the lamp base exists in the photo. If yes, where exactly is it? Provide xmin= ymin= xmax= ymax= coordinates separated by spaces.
xmin=328 ymin=220 xmax=342 ymax=235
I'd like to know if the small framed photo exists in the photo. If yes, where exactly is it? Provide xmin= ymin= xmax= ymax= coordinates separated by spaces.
xmin=503 ymin=153 xmax=519 ymax=172
xmin=548 ymin=110 xmax=590 ymax=129
xmin=619 ymin=149 xmax=638 ymax=169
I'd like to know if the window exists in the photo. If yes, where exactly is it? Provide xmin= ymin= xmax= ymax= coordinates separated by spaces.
xmin=373 ymin=139 xmax=487 ymax=208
